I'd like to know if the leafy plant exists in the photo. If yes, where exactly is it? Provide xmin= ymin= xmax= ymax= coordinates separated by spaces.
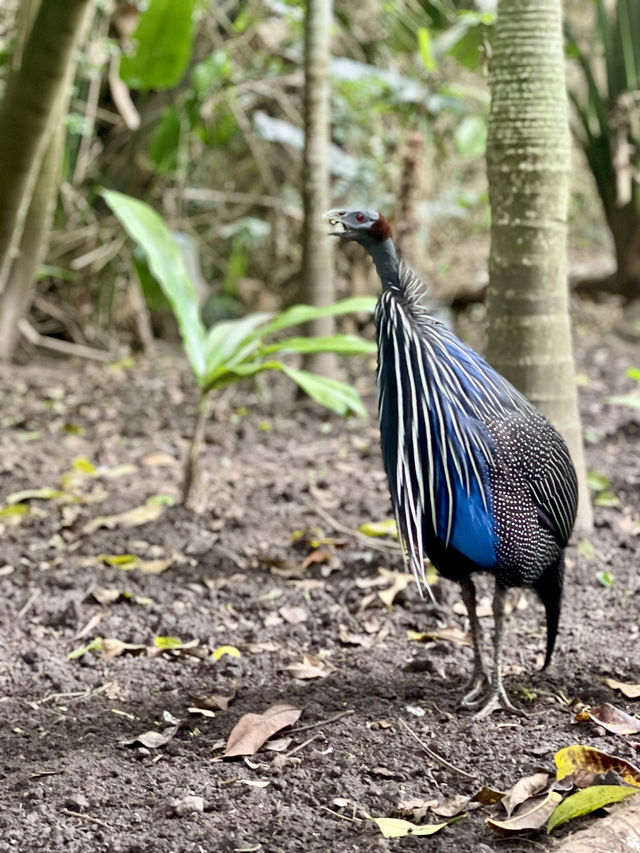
xmin=565 ymin=1 xmax=640 ymax=296
xmin=102 ymin=189 xmax=377 ymax=508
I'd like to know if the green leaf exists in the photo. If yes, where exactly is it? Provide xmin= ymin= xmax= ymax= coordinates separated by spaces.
xmin=257 ymin=334 xmax=376 ymax=358
xmin=587 ymin=471 xmax=610 ymax=492
xmin=212 ymin=645 xmax=241 ymax=660
xmin=607 ymin=394 xmax=640 ymax=410
xmin=154 ymin=636 xmax=183 ymax=649
xmin=203 ymin=312 xmax=273 ymax=385
xmin=102 ymin=190 xmax=206 ymax=383
xmin=596 ymin=570 xmax=614 ymax=587
xmin=5 ymin=487 xmax=65 ymax=504
xmin=547 ymin=785 xmax=640 ymax=834
xmin=577 ymin=539 xmax=595 ymax=560
xmin=627 ymin=367 xmax=640 ymax=384
xmin=281 ymin=366 xmax=368 ymax=418
xmin=119 ymin=0 xmax=196 ymax=90
xmin=68 ymin=637 xmax=103 ymax=660
xmin=594 ymin=491 xmax=619 ymax=507
xmin=368 ymin=815 xmax=459 ymax=838
xmin=256 ymin=297 xmax=377 ymax=339
xmin=358 ymin=519 xmax=398 ymax=538
xmin=417 ymin=27 xmax=437 ymax=71
xmin=455 ymin=114 xmax=487 ymax=159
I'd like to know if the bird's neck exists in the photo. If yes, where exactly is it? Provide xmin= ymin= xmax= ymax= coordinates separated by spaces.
xmin=368 ymin=238 xmax=399 ymax=291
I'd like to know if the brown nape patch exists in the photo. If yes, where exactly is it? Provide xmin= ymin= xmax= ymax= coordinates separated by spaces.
xmin=369 ymin=213 xmax=392 ymax=241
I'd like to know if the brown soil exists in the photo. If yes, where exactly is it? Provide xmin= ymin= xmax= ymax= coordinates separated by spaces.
xmin=1 ymin=306 xmax=639 ymax=853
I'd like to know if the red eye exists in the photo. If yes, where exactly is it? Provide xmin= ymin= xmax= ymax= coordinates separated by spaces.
xmin=355 ymin=213 xmax=366 ymax=223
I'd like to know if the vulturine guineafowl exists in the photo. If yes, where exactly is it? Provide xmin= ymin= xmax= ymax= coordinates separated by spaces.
xmin=327 ymin=208 xmax=578 ymax=718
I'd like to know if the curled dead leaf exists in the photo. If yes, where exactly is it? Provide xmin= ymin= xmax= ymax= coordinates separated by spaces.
xmin=576 ymin=703 xmax=640 ymax=736
xmin=502 ymin=772 xmax=550 ymax=818
xmin=604 ymin=678 xmax=640 ymax=700
xmin=487 ymin=791 xmax=562 ymax=835
xmin=224 ymin=704 xmax=302 ymax=757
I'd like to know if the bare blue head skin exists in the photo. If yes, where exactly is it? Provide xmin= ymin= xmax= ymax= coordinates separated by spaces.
xmin=326 ymin=209 xmax=398 ymax=291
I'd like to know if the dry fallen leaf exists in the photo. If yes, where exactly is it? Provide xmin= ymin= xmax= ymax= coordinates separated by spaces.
xmin=123 ymin=721 xmax=179 ymax=749
xmin=486 ymin=791 xmax=562 ymax=835
xmin=378 ymin=569 xmax=412 ymax=608
xmin=101 ymin=638 xmax=147 ymax=659
xmin=82 ymin=503 xmax=164 ymax=534
xmin=604 ymin=678 xmax=640 ymax=700
xmin=193 ymin=692 xmax=236 ymax=711
xmin=432 ymin=795 xmax=475 ymax=818
xmin=407 ymin=626 xmax=472 ymax=647
xmin=286 ymin=653 xmax=336 ymax=680
xmin=368 ymin=815 xmax=460 ymax=838
xmin=278 ymin=605 xmax=308 ymax=625
xmin=501 ymin=772 xmax=550 ymax=818
xmin=141 ymin=451 xmax=178 ymax=467
xmin=224 ymin=704 xmax=302 ymax=757
xmin=576 ymin=703 xmax=640 ymax=736
xmin=396 ymin=797 xmax=439 ymax=821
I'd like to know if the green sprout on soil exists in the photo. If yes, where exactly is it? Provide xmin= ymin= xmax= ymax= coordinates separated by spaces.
xmin=103 ymin=189 xmax=377 ymax=509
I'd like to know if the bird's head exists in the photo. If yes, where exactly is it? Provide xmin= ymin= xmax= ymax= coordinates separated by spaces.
xmin=325 ymin=209 xmax=393 ymax=246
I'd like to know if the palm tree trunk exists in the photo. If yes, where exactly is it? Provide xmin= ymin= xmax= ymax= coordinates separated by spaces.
xmin=301 ymin=0 xmax=336 ymax=378
xmin=485 ymin=0 xmax=592 ymax=532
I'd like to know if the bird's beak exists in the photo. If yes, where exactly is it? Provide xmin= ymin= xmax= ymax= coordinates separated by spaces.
xmin=324 ymin=210 xmax=350 ymax=237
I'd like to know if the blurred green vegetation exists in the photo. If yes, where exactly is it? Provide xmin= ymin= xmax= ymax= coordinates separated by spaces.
xmin=0 ymin=0 xmax=623 ymax=351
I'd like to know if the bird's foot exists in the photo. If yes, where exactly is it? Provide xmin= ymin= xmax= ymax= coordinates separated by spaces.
xmin=471 ymin=682 xmax=526 ymax=721
xmin=459 ymin=668 xmax=492 ymax=709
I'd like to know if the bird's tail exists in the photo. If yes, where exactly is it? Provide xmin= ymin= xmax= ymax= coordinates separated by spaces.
xmin=533 ymin=554 xmax=565 ymax=669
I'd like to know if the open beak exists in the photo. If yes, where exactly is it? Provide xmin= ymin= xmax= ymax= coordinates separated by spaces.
xmin=324 ymin=210 xmax=350 ymax=237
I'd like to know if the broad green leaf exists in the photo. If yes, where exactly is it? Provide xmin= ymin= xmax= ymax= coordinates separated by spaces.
xmin=368 ymin=815 xmax=458 ymax=838
xmin=102 ymin=190 xmax=206 ymax=383
xmin=203 ymin=312 xmax=273 ymax=384
xmin=547 ymin=785 xmax=640 ymax=833
xmin=257 ymin=334 xmax=376 ymax=358
xmin=281 ymin=365 xmax=368 ymax=418
xmin=594 ymin=491 xmax=619 ymax=507
xmin=256 ymin=296 xmax=377 ymax=339
xmin=207 ymin=361 xmax=369 ymax=418
xmin=0 ymin=504 xmax=29 ymax=519
xmin=119 ymin=0 xmax=196 ymax=91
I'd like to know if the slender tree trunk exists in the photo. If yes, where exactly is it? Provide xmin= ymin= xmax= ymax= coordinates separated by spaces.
xmin=301 ymin=0 xmax=335 ymax=378
xmin=485 ymin=0 xmax=592 ymax=532
xmin=0 ymin=0 xmax=93 ymax=360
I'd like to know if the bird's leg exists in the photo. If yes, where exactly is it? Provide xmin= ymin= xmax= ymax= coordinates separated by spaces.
xmin=458 ymin=577 xmax=491 ymax=708
xmin=472 ymin=585 xmax=524 ymax=720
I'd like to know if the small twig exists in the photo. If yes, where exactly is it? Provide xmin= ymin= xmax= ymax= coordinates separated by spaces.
xmin=313 ymin=505 xmax=403 ymax=554
xmin=399 ymin=718 xmax=476 ymax=781
xmin=320 ymin=806 xmax=363 ymax=824
xmin=60 ymin=809 xmax=112 ymax=829
xmin=284 ymin=733 xmax=320 ymax=758
xmin=18 ymin=588 xmax=40 ymax=619
xmin=290 ymin=708 xmax=354 ymax=735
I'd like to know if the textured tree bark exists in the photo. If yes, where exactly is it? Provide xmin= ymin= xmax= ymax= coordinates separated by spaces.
xmin=485 ymin=0 xmax=592 ymax=532
xmin=301 ymin=0 xmax=336 ymax=378
xmin=0 ymin=0 xmax=93 ymax=359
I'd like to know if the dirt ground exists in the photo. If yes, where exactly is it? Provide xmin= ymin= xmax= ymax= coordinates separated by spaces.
xmin=1 ymin=297 xmax=639 ymax=853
